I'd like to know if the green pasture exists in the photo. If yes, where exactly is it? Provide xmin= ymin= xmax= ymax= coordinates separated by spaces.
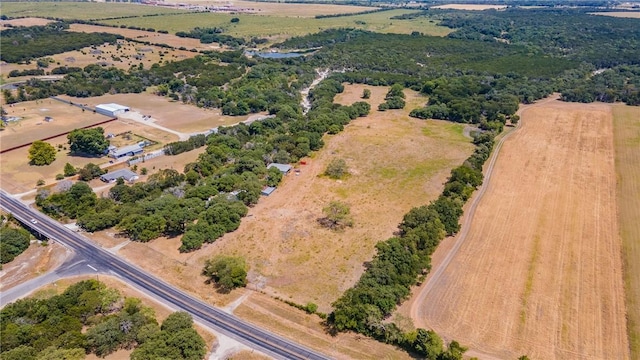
xmin=1 ymin=2 xmax=188 ymax=20
xmin=100 ymin=9 xmax=451 ymax=38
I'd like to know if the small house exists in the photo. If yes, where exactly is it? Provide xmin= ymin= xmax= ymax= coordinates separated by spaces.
xmin=100 ymin=169 xmax=139 ymax=183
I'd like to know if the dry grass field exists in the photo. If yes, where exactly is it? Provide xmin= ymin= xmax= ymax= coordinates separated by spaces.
xmin=58 ymin=92 xmax=253 ymax=133
xmin=184 ymin=84 xmax=473 ymax=311
xmin=68 ymin=24 xmax=220 ymax=51
xmin=613 ymin=104 xmax=640 ymax=358
xmin=0 ymin=97 xmax=182 ymax=194
xmin=409 ymin=99 xmax=628 ymax=359
xmin=431 ymin=4 xmax=508 ymax=10
xmin=0 ymin=99 xmax=110 ymax=151
xmin=591 ymin=11 xmax=640 ymax=18
xmin=0 ymin=17 xmax=53 ymax=28
xmin=0 ymin=39 xmax=198 ymax=80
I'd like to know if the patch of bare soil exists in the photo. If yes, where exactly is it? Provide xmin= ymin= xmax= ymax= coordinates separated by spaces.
xmin=409 ymin=99 xmax=628 ymax=359
xmin=0 ymin=242 xmax=71 ymax=291
xmin=234 ymin=293 xmax=411 ymax=360
xmin=0 ymin=17 xmax=53 ymax=27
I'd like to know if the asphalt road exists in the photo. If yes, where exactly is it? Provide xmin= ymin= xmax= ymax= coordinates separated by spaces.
xmin=0 ymin=191 xmax=330 ymax=360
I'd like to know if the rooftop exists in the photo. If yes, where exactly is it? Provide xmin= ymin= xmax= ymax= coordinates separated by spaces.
xmin=267 ymin=163 xmax=292 ymax=173
xmin=100 ymin=168 xmax=139 ymax=182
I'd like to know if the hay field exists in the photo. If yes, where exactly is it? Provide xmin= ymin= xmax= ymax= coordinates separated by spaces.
xmin=1 ymin=2 xmax=188 ymax=21
xmin=591 ymin=11 xmax=640 ymax=18
xmin=613 ymin=104 xmax=640 ymax=358
xmin=411 ymin=99 xmax=628 ymax=359
xmin=100 ymin=9 xmax=452 ymax=39
xmin=431 ymin=4 xmax=508 ymax=10
xmin=58 ymin=93 xmax=252 ymax=133
xmin=68 ymin=24 xmax=220 ymax=51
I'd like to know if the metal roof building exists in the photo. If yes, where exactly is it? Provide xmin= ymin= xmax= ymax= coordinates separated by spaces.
xmin=100 ymin=169 xmax=139 ymax=183
xmin=261 ymin=187 xmax=276 ymax=196
xmin=267 ymin=163 xmax=292 ymax=174
xmin=96 ymin=103 xmax=130 ymax=118
xmin=110 ymin=144 xmax=143 ymax=159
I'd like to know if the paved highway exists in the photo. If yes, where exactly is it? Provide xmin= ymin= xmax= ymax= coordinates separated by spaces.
xmin=0 ymin=191 xmax=330 ymax=360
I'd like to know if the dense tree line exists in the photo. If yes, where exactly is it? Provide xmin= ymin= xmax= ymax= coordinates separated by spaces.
xmin=0 ymin=280 xmax=206 ymax=360
xmin=435 ymin=8 xmax=640 ymax=68
xmin=0 ymin=22 xmax=121 ymax=63
xmin=8 ymin=69 xmax=44 ymax=78
xmin=560 ymin=65 xmax=640 ymax=105
xmin=409 ymin=74 xmax=521 ymax=128
xmin=0 ymin=226 xmax=31 ymax=265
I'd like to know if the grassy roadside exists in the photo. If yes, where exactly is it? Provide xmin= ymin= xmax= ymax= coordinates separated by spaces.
xmin=613 ymin=104 xmax=640 ymax=358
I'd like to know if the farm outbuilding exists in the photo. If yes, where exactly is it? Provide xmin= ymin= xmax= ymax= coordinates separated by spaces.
xmin=95 ymin=103 xmax=130 ymax=118
xmin=267 ymin=163 xmax=292 ymax=174
xmin=109 ymin=144 xmax=143 ymax=159
xmin=100 ymin=169 xmax=139 ymax=183
xmin=261 ymin=187 xmax=276 ymax=196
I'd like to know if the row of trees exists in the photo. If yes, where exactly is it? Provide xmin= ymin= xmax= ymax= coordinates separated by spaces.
xmin=0 ymin=280 xmax=206 ymax=360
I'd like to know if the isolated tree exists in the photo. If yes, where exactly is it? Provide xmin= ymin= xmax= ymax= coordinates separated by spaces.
xmin=324 ymin=158 xmax=349 ymax=179
xmin=78 ymin=163 xmax=105 ymax=181
xmin=362 ymin=88 xmax=371 ymax=99
xmin=28 ymin=141 xmax=56 ymax=166
xmin=67 ymin=127 xmax=109 ymax=156
xmin=510 ymin=114 xmax=520 ymax=125
xmin=64 ymin=162 xmax=77 ymax=177
xmin=318 ymin=201 xmax=354 ymax=230
xmin=202 ymin=255 xmax=248 ymax=292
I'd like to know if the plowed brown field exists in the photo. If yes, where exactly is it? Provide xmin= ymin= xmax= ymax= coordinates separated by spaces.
xmin=412 ymin=99 xmax=629 ymax=359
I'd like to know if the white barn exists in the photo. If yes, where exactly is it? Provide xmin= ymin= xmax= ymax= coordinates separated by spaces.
xmin=95 ymin=103 xmax=130 ymax=117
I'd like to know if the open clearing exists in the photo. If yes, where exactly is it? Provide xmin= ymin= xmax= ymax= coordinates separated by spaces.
xmin=613 ymin=104 xmax=640 ymax=358
xmin=0 ymin=98 xmax=110 ymax=151
xmin=431 ymin=4 xmax=508 ymax=10
xmin=0 ymin=39 xmax=198 ymax=79
xmin=99 ymin=9 xmax=452 ymax=39
xmin=591 ymin=11 xmax=640 ymax=18
xmin=68 ymin=24 xmax=221 ymax=51
xmin=164 ymin=0 xmax=378 ymax=17
xmin=188 ymin=84 xmax=473 ymax=311
xmin=0 ymin=17 xmax=53 ymax=27
xmin=410 ymin=99 xmax=628 ymax=359
xmin=0 ymin=97 xmax=181 ymax=194
xmin=0 ymin=242 xmax=71 ymax=291
xmin=58 ymin=92 xmax=253 ymax=133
